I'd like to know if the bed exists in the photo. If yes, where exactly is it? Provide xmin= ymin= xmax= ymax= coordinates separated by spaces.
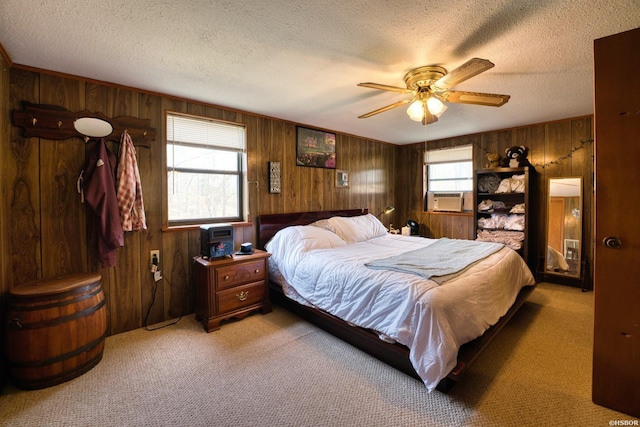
xmin=257 ymin=209 xmax=536 ymax=392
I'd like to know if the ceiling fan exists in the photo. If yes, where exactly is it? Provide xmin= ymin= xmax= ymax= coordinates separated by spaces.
xmin=357 ymin=58 xmax=510 ymax=125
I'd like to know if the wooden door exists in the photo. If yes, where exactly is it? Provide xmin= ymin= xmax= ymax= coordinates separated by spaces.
xmin=547 ymin=197 xmax=565 ymax=253
xmin=592 ymin=28 xmax=640 ymax=417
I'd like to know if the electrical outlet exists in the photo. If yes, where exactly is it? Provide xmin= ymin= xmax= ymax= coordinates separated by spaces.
xmin=150 ymin=250 xmax=160 ymax=265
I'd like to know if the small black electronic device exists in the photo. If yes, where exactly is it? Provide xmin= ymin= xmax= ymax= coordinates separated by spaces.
xmin=407 ymin=220 xmax=419 ymax=236
xmin=236 ymin=242 xmax=253 ymax=255
xmin=200 ymin=224 xmax=234 ymax=259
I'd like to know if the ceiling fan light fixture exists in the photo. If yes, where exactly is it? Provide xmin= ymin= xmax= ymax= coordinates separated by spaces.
xmin=358 ymin=58 xmax=509 ymax=123
xmin=407 ymin=96 xmax=447 ymax=122
xmin=427 ymin=96 xmax=447 ymax=117
xmin=407 ymin=100 xmax=425 ymax=122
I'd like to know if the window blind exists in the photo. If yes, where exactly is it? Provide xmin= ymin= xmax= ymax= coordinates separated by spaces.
xmin=167 ymin=114 xmax=246 ymax=152
xmin=424 ymin=145 xmax=472 ymax=164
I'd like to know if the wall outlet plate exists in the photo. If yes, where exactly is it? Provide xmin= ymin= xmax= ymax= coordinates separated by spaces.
xmin=150 ymin=250 xmax=160 ymax=265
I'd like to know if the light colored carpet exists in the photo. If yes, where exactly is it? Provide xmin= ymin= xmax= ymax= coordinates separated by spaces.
xmin=0 ymin=282 xmax=632 ymax=427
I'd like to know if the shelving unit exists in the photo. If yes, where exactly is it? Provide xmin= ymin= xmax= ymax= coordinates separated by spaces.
xmin=474 ymin=166 xmax=535 ymax=269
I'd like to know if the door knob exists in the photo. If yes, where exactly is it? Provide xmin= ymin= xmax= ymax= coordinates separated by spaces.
xmin=603 ymin=236 xmax=622 ymax=248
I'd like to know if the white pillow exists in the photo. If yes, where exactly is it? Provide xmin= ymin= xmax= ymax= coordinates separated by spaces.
xmin=265 ymin=225 xmax=347 ymax=281
xmin=265 ymin=225 xmax=346 ymax=258
xmin=326 ymin=213 xmax=388 ymax=244
xmin=546 ymin=245 xmax=570 ymax=271
xmin=309 ymin=219 xmax=336 ymax=234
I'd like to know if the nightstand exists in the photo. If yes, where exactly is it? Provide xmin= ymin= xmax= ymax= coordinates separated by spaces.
xmin=193 ymin=249 xmax=272 ymax=332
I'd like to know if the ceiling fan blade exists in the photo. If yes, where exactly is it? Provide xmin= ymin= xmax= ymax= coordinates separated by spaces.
xmin=358 ymin=82 xmax=414 ymax=94
xmin=441 ymin=91 xmax=510 ymax=107
xmin=422 ymin=110 xmax=438 ymax=125
xmin=432 ymin=58 xmax=495 ymax=90
xmin=358 ymin=99 xmax=411 ymax=118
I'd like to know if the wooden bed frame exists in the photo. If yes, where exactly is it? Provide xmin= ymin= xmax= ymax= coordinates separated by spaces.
xmin=257 ymin=208 xmax=536 ymax=392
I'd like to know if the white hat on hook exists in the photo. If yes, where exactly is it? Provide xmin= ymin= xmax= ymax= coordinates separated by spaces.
xmin=73 ymin=117 xmax=113 ymax=138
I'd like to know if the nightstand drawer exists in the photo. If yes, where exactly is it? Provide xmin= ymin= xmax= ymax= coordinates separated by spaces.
xmin=215 ymin=259 xmax=266 ymax=290
xmin=217 ymin=281 xmax=266 ymax=313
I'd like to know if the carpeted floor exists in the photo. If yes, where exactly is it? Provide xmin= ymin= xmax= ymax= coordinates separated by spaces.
xmin=0 ymin=282 xmax=633 ymax=426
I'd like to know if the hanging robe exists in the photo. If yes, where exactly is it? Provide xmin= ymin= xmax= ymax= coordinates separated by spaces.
xmin=81 ymin=138 xmax=124 ymax=267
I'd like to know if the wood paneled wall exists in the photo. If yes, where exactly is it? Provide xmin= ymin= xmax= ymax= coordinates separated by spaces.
xmin=0 ymin=58 xmax=9 ymax=295
xmin=397 ymin=116 xmax=594 ymax=281
xmin=0 ymin=63 xmax=594 ymax=348
xmin=0 ymin=67 xmax=395 ymax=339
xmin=0 ymin=53 xmax=9 ymax=385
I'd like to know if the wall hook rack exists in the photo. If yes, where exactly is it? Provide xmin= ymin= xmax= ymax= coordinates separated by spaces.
xmin=12 ymin=102 xmax=156 ymax=147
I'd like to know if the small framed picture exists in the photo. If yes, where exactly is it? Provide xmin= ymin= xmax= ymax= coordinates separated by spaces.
xmin=268 ymin=161 xmax=281 ymax=194
xmin=336 ymin=170 xmax=349 ymax=188
xmin=296 ymin=126 xmax=336 ymax=169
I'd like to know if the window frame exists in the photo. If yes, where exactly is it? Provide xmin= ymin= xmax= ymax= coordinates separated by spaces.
xmin=423 ymin=145 xmax=473 ymax=210
xmin=165 ymin=111 xmax=247 ymax=227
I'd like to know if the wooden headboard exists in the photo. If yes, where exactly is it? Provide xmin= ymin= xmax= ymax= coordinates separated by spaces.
xmin=257 ymin=208 xmax=368 ymax=250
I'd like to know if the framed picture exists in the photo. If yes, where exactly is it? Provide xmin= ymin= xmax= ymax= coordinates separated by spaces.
xmin=335 ymin=170 xmax=349 ymax=188
xmin=268 ymin=161 xmax=281 ymax=194
xmin=296 ymin=126 xmax=336 ymax=169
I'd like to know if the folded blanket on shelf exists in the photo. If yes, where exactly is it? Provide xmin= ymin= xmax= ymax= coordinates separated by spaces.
xmin=477 ymin=214 xmax=525 ymax=231
xmin=476 ymin=229 xmax=525 ymax=250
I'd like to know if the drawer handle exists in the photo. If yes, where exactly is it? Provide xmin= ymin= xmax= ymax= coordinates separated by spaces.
xmin=254 ymin=269 xmax=260 ymax=274
xmin=224 ymin=275 xmax=230 ymax=281
xmin=236 ymin=291 xmax=249 ymax=301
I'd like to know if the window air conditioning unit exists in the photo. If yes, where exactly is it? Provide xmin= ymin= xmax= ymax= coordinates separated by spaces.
xmin=432 ymin=192 xmax=464 ymax=212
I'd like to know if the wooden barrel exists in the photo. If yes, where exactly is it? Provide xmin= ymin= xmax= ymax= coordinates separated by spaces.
xmin=5 ymin=273 xmax=107 ymax=389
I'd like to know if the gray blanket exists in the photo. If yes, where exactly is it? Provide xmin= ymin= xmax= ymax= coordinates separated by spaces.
xmin=365 ymin=238 xmax=504 ymax=284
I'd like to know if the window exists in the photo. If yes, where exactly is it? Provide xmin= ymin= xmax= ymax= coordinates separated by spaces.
xmin=424 ymin=145 xmax=473 ymax=192
xmin=166 ymin=113 xmax=246 ymax=225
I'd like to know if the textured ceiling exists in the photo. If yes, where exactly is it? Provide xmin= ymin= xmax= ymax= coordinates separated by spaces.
xmin=1 ymin=1 xmax=639 ymax=144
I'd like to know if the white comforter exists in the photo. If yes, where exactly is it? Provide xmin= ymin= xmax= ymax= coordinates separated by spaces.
xmin=266 ymin=228 xmax=535 ymax=391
